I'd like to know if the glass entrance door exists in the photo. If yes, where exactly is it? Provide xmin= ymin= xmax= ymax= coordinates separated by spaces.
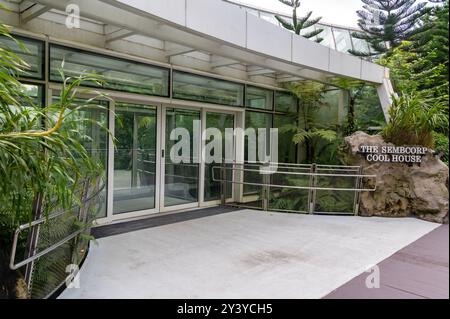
xmin=163 ymin=108 xmax=201 ymax=208
xmin=113 ymin=103 xmax=157 ymax=215
xmin=204 ymin=112 xmax=235 ymax=202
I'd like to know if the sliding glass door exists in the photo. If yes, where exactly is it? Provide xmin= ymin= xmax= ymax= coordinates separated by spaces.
xmin=113 ymin=103 xmax=157 ymax=215
xmin=204 ymin=112 xmax=235 ymax=202
xmin=163 ymin=108 xmax=200 ymax=208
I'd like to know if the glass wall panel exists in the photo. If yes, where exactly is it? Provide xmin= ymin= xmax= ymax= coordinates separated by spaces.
xmin=355 ymin=86 xmax=386 ymax=130
xmin=113 ymin=104 xmax=157 ymax=214
xmin=245 ymin=86 xmax=273 ymax=110
xmin=243 ymin=111 xmax=272 ymax=208
xmin=260 ymin=12 xmax=279 ymax=25
xmin=164 ymin=108 xmax=200 ymax=207
xmin=172 ymin=71 xmax=244 ymax=106
xmin=275 ymin=91 xmax=297 ymax=113
xmin=301 ymin=25 xmax=318 ymax=41
xmin=319 ymin=26 xmax=336 ymax=49
xmin=0 ymin=36 xmax=44 ymax=79
xmin=274 ymin=114 xmax=297 ymax=164
xmin=53 ymin=97 xmax=109 ymax=218
xmin=351 ymin=37 xmax=371 ymax=56
xmin=332 ymin=28 xmax=354 ymax=53
xmin=204 ymin=112 xmax=234 ymax=202
xmin=50 ymin=45 xmax=170 ymax=96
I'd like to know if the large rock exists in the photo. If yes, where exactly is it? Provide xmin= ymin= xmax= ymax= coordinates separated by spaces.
xmin=341 ymin=131 xmax=449 ymax=224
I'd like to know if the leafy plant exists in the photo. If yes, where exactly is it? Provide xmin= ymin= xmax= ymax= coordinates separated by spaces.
xmin=432 ymin=131 xmax=449 ymax=165
xmin=275 ymin=0 xmax=324 ymax=42
xmin=382 ymin=92 xmax=448 ymax=147
xmin=0 ymin=23 xmax=108 ymax=297
xmin=281 ymin=81 xmax=340 ymax=164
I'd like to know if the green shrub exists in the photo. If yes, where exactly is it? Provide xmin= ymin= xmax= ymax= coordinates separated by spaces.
xmin=382 ymin=92 xmax=448 ymax=147
xmin=433 ymin=131 xmax=449 ymax=165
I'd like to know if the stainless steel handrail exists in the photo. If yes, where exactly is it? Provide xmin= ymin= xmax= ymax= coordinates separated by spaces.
xmin=212 ymin=162 xmax=376 ymax=215
xmin=212 ymin=166 xmax=376 ymax=192
xmin=9 ymin=181 xmax=106 ymax=271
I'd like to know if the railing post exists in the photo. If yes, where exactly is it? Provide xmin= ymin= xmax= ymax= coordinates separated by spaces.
xmin=220 ymin=159 xmax=226 ymax=206
xmin=353 ymin=166 xmax=363 ymax=216
xmin=308 ymin=164 xmax=317 ymax=214
xmin=262 ymin=162 xmax=270 ymax=211
xmin=24 ymin=193 xmax=44 ymax=293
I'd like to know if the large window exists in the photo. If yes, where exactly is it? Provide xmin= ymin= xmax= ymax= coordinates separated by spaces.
xmin=245 ymin=85 xmax=273 ymax=110
xmin=275 ymin=91 xmax=297 ymax=113
xmin=0 ymin=36 xmax=44 ymax=79
xmin=172 ymin=71 xmax=244 ymax=106
xmin=50 ymin=44 xmax=170 ymax=96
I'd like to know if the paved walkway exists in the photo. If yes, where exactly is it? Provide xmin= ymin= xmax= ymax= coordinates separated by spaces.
xmin=325 ymin=225 xmax=449 ymax=299
xmin=60 ymin=210 xmax=441 ymax=299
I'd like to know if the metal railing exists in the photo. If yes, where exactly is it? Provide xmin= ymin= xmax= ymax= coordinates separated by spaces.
xmin=9 ymin=177 xmax=106 ymax=299
xmin=212 ymin=161 xmax=376 ymax=215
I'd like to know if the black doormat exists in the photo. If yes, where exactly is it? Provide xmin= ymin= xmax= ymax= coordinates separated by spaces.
xmin=91 ymin=206 xmax=239 ymax=239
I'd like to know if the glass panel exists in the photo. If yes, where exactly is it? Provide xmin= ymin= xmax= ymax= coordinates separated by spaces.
xmin=245 ymin=86 xmax=273 ymax=110
xmin=20 ymin=83 xmax=44 ymax=107
xmin=351 ymin=37 xmax=371 ymax=56
xmin=314 ymin=167 xmax=358 ymax=214
xmin=260 ymin=12 xmax=279 ymax=25
xmin=301 ymin=25 xmax=317 ymax=40
xmin=274 ymin=114 xmax=297 ymax=164
xmin=204 ymin=112 xmax=234 ymax=202
xmin=53 ymin=97 xmax=109 ymax=218
xmin=314 ymin=89 xmax=340 ymax=127
xmin=0 ymin=36 xmax=44 ymax=79
xmin=275 ymin=91 xmax=297 ymax=113
xmin=50 ymin=45 xmax=170 ymax=96
xmin=243 ymin=111 xmax=272 ymax=208
xmin=269 ymin=165 xmax=309 ymax=213
xmin=113 ymin=104 xmax=157 ymax=214
xmin=355 ymin=86 xmax=386 ymax=131
xmin=172 ymin=71 xmax=244 ymax=106
xmin=164 ymin=108 xmax=200 ymax=207
xmin=332 ymin=28 xmax=354 ymax=53
xmin=319 ymin=25 xmax=336 ymax=50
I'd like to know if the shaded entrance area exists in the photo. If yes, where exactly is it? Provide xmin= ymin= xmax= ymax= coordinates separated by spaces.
xmin=59 ymin=209 xmax=440 ymax=299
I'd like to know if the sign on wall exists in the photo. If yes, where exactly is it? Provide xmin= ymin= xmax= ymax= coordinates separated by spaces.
xmin=358 ymin=145 xmax=428 ymax=163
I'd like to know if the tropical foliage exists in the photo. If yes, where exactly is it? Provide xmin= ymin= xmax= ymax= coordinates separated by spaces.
xmin=0 ymin=23 xmax=107 ymax=297
xmin=350 ymin=0 xmax=431 ymax=56
xmin=282 ymin=81 xmax=341 ymax=164
xmin=382 ymin=92 xmax=448 ymax=147
xmin=275 ymin=0 xmax=324 ymax=42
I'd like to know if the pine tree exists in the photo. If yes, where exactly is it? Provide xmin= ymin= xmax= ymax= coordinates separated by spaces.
xmin=350 ymin=0 xmax=431 ymax=56
xmin=410 ymin=0 xmax=448 ymax=68
xmin=275 ymin=0 xmax=324 ymax=43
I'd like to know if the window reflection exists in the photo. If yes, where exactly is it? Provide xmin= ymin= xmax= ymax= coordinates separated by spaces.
xmin=172 ymin=71 xmax=244 ymax=106
xmin=50 ymin=45 xmax=170 ymax=96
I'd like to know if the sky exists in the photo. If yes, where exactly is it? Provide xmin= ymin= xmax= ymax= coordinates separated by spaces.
xmin=236 ymin=0 xmax=364 ymax=27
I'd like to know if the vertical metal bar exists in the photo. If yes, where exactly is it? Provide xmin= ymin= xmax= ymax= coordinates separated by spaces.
xmin=353 ymin=166 xmax=363 ymax=216
xmin=131 ymin=113 xmax=138 ymax=188
xmin=220 ymin=160 xmax=226 ymax=206
xmin=72 ymin=178 xmax=91 ymax=265
xmin=24 ymin=193 xmax=43 ymax=292
xmin=309 ymin=164 xmax=317 ymax=214
xmin=262 ymin=162 xmax=269 ymax=211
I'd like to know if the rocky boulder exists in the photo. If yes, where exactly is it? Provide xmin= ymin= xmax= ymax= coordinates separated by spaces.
xmin=341 ymin=131 xmax=449 ymax=224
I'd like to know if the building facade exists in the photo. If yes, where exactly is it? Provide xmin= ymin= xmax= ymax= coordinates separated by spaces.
xmin=0 ymin=0 xmax=394 ymax=223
